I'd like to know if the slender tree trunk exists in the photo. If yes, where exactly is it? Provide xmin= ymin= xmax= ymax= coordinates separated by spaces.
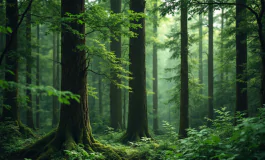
xmin=26 ymin=8 xmax=35 ymax=129
xmin=110 ymin=0 xmax=122 ymax=130
xmin=0 ymin=0 xmax=4 ymax=113
xmin=52 ymin=32 xmax=59 ymax=128
xmin=220 ymin=8 xmax=224 ymax=82
xmin=2 ymin=0 xmax=19 ymax=121
xmin=152 ymin=0 xmax=159 ymax=133
xmin=98 ymin=76 xmax=103 ymax=116
xmin=179 ymin=0 xmax=189 ymax=138
xmin=199 ymin=14 xmax=203 ymax=95
xmin=235 ymin=0 xmax=248 ymax=116
xmin=56 ymin=32 xmax=60 ymax=112
xmin=123 ymin=89 xmax=126 ymax=129
xmin=36 ymin=24 xmax=40 ymax=128
xmin=122 ymin=0 xmax=150 ymax=142
xmin=208 ymin=0 xmax=214 ymax=126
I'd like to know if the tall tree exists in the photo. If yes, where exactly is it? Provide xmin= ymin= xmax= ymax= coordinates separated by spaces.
xmin=35 ymin=24 xmax=40 ymax=128
xmin=199 ymin=13 xmax=203 ymax=95
xmin=153 ymin=0 xmax=159 ymax=133
xmin=52 ymin=32 xmax=59 ymax=127
xmin=26 ymin=7 xmax=35 ymax=129
xmin=110 ymin=0 xmax=122 ymax=130
xmin=208 ymin=0 xmax=214 ymax=126
xmin=179 ymin=0 xmax=189 ymax=138
xmin=122 ymin=0 xmax=150 ymax=142
xmin=2 ymin=0 xmax=19 ymax=122
xmin=235 ymin=0 xmax=248 ymax=115
xmin=220 ymin=8 xmax=224 ymax=82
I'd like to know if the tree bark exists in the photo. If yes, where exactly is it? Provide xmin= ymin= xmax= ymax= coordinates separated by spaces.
xmin=235 ymin=0 xmax=248 ymax=115
xmin=2 ymin=0 xmax=19 ymax=122
xmin=26 ymin=7 xmax=35 ymax=129
xmin=207 ymin=0 xmax=214 ymax=126
xmin=122 ymin=0 xmax=150 ymax=142
xmin=152 ymin=0 xmax=159 ymax=133
xmin=35 ymin=24 xmax=40 ymax=128
xmin=179 ymin=0 xmax=189 ymax=138
xmin=110 ymin=0 xmax=122 ymax=130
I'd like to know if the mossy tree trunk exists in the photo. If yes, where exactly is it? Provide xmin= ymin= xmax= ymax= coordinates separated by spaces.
xmin=179 ymin=0 xmax=189 ymax=138
xmin=110 ymin=0 xmax=122 ymax=130
xmin=235 ymin=0 xmax=248 ymax=116
xmin=122 ymin=0 xmax=150 ymax=142
xmin=26 ymin=7 xmax=35 ymax=129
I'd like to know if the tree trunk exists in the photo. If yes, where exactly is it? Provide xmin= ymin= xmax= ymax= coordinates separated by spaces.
xmin=235 ymin=0 xmax=248 ymax=115
xmin=122 ymin=0 xmax=150 ymax=142
xmin=152 ymin=0 xmax=159 ymax=133
xmin=179 ymin=0 xmax=189 ymax=138
xmin=26 ymin=8 xmax=35 ymax=129
xmin=0 ymin=0 xmax=4 ymax=113
xmin=98 ymin=76 xmax=103 ymax=116
xmin=207 ymin=0 xmax=214 ymax=126
xmin=199 ymin=14 xmax=203 ymax=95
xmin=110 ymin=0 xmax=122 ymax=130
xmin=52 ymin=32 xmax=59 ymax=128
xmin=220 ymin=8 xmax=224 ymax=82
xmin=2 ymin=0 xmax=19 ymax=122
xmin=56 ymin=32 xmax=60 ymax=112
xmin=36 ymin=24 xmax=40 ymax=128
xmin=123 ymin=89 xmax=126 ymax=129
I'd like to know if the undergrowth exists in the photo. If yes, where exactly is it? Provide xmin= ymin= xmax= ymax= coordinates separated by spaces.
xmin=1 ymin=108 xmax=265 ymax=159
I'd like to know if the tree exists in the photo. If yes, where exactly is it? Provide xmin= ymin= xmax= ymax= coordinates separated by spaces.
xmin=26 ymin=7 xmax=35 ymax=129
xmin=199 ymin=13 xmax=203 ymax=95
xmin=208 ymin=0 xmax=214 ymax=126
xmin=2 ymin=0 xmax=19 ymax=122
xmin=52 ymin=32 xmax=59 ymax=128
xmin=122 ymin=0 xmax=151 ymax=142
xmin=153 ymin=0 xmax=159 ymax=133
xmin=179 ymin=0 xmax=189 ymax=138
xmin=110 ymin=0 xmax=122 ymax=130
xmin=20 ymin=1 xmax=119 ymax=159
xmin=235 ymin=0 xmax=248 ymax=115
xmin=36 ymin=24 xmax=40 ymax=128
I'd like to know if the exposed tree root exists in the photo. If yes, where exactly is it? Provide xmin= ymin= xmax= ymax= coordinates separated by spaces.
xmin=15 ymin=129 xmax=122 ymax=160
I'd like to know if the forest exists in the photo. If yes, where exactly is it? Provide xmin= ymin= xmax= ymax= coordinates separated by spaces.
xmin=0 ymin=0 xmax=265 ymax=159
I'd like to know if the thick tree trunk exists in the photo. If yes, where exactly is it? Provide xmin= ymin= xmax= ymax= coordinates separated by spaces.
xmin=207 ymin=0 xmax=214 ymax=126
xmin=179 ymin=0 xmax=189 ymax=138
xmin=152 ymin=0 xmax=159 ymax=133
xmin=2 ymin=0 xmax=19 ymax=122
xmin=52 ymin=32 xmax=59 ymax=128
xmin=235 ymin=0 xmax=248 ymax=115
xmin=26 ymin=8 xmax=35 ymax=129
xmin=110 ymin=0 xmax=122 ymax=130
xmin=36 ymin=24 xmax=40 ymax=128
xmin=122 ymin=0 xmax=150 ymax=142
xmin=199 ymin=14 xmax=203 ymax=95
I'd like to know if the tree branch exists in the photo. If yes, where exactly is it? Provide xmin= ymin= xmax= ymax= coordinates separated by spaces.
xmin=0 ymin=0 xmax=34 ymax=65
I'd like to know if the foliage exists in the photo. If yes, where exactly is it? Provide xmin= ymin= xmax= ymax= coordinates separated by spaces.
xmin=64 ymin=144 xmax=105 ymax=160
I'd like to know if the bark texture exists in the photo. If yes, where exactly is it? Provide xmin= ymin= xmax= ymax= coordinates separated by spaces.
xmin=235 ymin=0 xmax=248 ymax=115
xmin=122 ymin=0 xmax=150 ymax=142
xmin=35 ymin=24 xmax=40 ymax=128
xmin=179 ymin=0 xmax=189 ymax=138
xmin=110 ymin=0 xmax=122 ymax=130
